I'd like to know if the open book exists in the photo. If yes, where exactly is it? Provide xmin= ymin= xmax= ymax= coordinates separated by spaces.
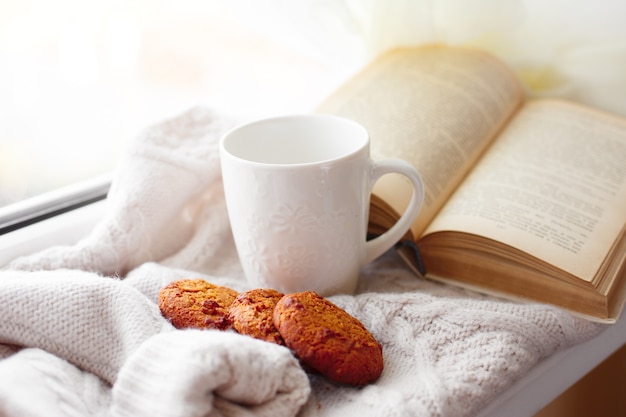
xmin=316 ymin=45 xmax=626 ymax=323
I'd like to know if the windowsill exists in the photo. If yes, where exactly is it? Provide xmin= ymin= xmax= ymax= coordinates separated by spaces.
xmin=0 ymin=198 xmax=107 ymax=267
xmin=0 ymin=174 xmax=111 ymax=235
xmin=1 ymin=199 xmax=624 ymax=416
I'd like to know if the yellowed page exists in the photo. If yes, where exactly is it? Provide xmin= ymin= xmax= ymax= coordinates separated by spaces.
xmin=424 ymin=100 xmax=626 ymax=281
xmin=317 ymin=45 xmax=523 ymax=237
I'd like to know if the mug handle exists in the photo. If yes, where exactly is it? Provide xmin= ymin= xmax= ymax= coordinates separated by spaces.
xmin=364 ymin=159 xmax=425 ymax=264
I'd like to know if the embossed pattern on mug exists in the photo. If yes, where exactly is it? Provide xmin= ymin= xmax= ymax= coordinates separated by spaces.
xmin=239 ymin=202 xmax=358 ymax=291
xmin=269 ymin=204 xmax=320 ymax=233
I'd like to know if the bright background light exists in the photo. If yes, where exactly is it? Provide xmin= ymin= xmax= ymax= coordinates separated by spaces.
xmin=2 ymin=0 xmax=625 ymax=207
xmin=0 ymin=0 xmax=354 ymax=207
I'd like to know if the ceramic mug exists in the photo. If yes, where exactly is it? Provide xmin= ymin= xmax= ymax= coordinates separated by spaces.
xmin=219 ymin=114 xmax=424 ymax=295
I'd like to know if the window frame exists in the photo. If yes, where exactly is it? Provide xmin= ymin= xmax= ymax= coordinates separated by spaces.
xmin=0 ymin=174 xmax=111 ymax=235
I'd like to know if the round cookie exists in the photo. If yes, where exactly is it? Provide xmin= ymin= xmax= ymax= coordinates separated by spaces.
xmin=158 ymin=279 xmax=238 ymax=330
xmin=228 ymin=288 xmax=285 ymax=345
xmin=273 ymin=291 xmax=383 ymax=386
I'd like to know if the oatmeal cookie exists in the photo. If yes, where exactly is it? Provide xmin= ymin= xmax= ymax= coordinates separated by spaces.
xmin=158 ymin=279 xmax=238 ymax=330
xmin=228 ymin=288 xmax=285 ymax=345
xmin=273 ymin=291 xmax=383 ymax=385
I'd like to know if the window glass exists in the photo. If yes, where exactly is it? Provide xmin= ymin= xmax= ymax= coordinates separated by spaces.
xmin=5 ymin=0 xmax=624 ymax=212
xmin=0 ymin=0 xmax=358 ymax=208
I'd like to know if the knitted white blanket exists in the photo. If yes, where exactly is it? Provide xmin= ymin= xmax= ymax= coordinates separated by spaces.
xmin=1 ymin=107 xmax=604 ymax=417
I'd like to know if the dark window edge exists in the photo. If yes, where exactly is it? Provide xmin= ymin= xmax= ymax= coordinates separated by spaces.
xmin=0 ymin=175 xmax=111 ymax=235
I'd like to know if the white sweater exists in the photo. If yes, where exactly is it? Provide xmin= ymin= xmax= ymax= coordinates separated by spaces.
xmin=1 ymin=107 xmax=603 ymax=417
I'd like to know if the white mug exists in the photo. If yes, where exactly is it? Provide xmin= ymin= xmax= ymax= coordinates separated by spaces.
xmin=220 ymin=114 xmax=424 ymax=295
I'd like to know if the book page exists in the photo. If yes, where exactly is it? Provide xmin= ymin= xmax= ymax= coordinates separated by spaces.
xmin=316 ymin=46 xmax=523 ymax=238
xmin=424 ymin=100 xmax=626 ymax=280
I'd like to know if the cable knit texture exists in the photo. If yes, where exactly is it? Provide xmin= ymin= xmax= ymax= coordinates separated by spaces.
xmin=1 ymin=106 xmax=604 ymax=417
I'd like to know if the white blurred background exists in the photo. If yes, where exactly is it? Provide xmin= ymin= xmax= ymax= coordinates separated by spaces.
xmin=0 ymin=0 xmax=350 ymax=207
xmin=1 ymin=0 xmax=625 ymax=207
